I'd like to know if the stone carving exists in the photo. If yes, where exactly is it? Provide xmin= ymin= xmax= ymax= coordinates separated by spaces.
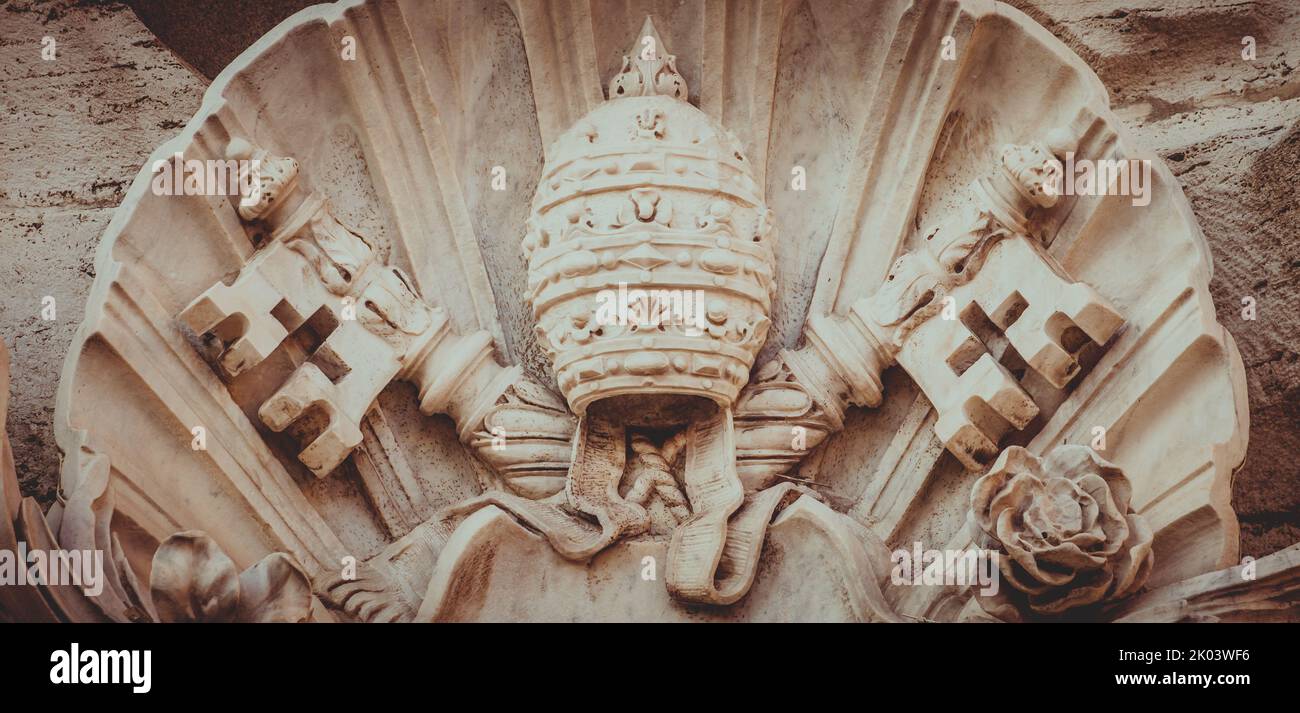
xmin=608 ymin=18 xmax=688 ymax=102
xmin=769 ymin=131 xmax=1126 ymax=472
xmin=524 ymin=65 xmax=774 ymax=414
xmin=14 ymin=0 xmax=1273 ymax=624
xmin=469 ymin=379 xmax=576 ymax=499
xmin=471 ymin=23 xmax=825 ymax=608
xmin=1108 ymin=542 xmax=1300 ymax=623
xmin=182 ymin=140 xmax=445 ymax=477
xmin=2 ymin=340 xmax=313 ymax=623
xmin=969 ymin=445 xmax=1154 ymax=616
xmin=150 ymin=531 xmax=312 ymax=623
xmin=733 ymin=357 xmax=838 ymax=491
xmin=180 ymin=137 xmax=571 ymax=491
xmin=447 ymin=22 xmax=1126 ymax=610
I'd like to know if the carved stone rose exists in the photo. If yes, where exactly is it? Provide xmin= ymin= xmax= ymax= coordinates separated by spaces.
xmin=969 ymin=445 xmax=1154 ymax=615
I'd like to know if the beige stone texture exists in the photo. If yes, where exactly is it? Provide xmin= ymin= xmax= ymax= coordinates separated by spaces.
xmin=0 ymin=0 xmax=1296 ymax=623
xmin=0 ymin=0 xmax=206 ymax=504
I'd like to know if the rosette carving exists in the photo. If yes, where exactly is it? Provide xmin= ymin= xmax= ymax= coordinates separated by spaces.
xmin=969 ymin=445 xmax=1154 ymax=615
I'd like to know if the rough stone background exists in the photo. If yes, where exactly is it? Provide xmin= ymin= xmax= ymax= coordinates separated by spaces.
xmin=1 ymin=0 xmax=1297 ymax=558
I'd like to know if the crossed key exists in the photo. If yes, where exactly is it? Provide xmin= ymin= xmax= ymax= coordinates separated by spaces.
xmin=892 ymin=233 xmax=1123 ymax=469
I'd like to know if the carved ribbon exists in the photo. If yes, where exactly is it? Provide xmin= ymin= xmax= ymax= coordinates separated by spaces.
xmin=447 ymin=413 xmax=647 ymax=558
xmin=665 ymin=409 xmax=743 ymax=602
xmin=667 ymin=409 xmax=809 ymax=604
xmin=446 ymin=406 xmax=806 ymax=605
xmin=561 ymin=414 xmax=650 ymax=557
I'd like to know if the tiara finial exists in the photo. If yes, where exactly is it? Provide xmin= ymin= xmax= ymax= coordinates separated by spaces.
xmin=608 ymin=16 xmax=688 ymax=102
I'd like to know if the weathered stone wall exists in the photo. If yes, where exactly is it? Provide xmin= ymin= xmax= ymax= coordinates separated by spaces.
xmin=0 ymin=0 xmax=206 ymax=503
xmin=1 ymin=0 xmax=1296 ymax=559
